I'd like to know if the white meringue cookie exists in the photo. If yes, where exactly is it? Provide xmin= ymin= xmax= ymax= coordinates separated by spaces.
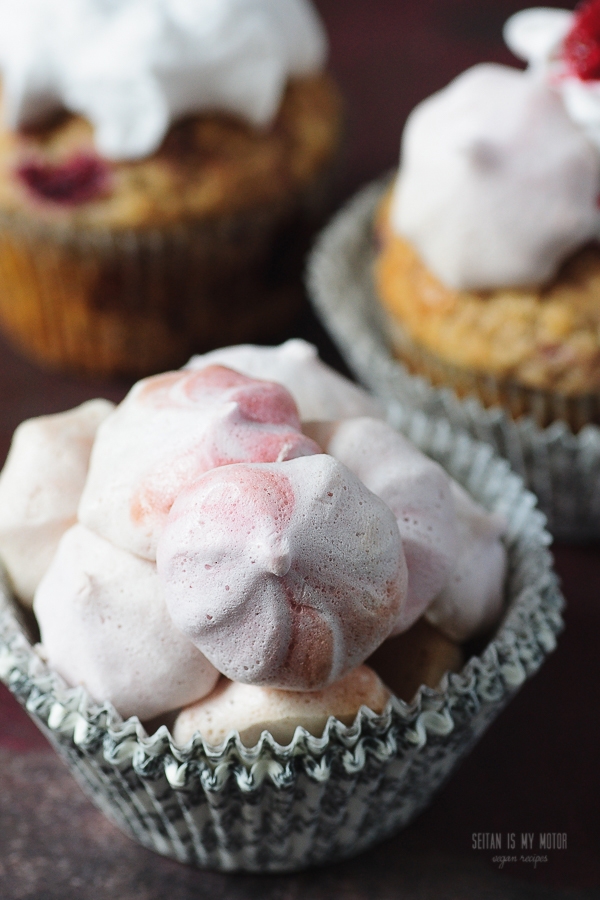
xmin=186 ymin=339 xmax=383 ymax=422
xmin=0 ymin=399 xmax=114 ymax=606
xmin=425 ymin=482 xmax=507 ymax=643
xmin=157 ymin=454 xmax=407 ymax=691
xmin=34 ymin=523 xmax=219 ymax=721
xmin=0 ymin=0 xmax=327 ymax=160
xmin=305 ymin=417 xmax=459 ymax=633
xmin=173 ymin=666 xmax=390 ymax=747
xmin=78 ymin=365 xmax=319 ymax=561
xmin=392 ymin=62 xmax=600 ymax=291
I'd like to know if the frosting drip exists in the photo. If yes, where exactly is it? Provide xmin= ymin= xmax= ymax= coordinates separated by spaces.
xmin=0 ymin=0 xmax=327 ymax=160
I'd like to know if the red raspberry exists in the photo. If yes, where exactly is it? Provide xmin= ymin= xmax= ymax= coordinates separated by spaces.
xmin=17 ymin=153 xmax=109 ymax=205
xmin=563 ymin=0 xmax=600 ymax=80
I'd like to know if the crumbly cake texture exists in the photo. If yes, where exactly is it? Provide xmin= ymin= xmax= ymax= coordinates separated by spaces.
xmin=0 ymin=75 xmax=342 ymax=376
xmin=375 ymin=191 xmax=600 ymax=398
xmin=0 ymin=75 xmax=341 ymax=229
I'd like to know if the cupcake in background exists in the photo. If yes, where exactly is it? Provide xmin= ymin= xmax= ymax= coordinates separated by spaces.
xmin=0 ymin=0 xmax=342 ymax=377
xmin=374 ymin=2 xmax=600 ymax=431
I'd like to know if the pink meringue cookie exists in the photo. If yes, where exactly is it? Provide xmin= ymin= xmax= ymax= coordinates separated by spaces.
xmin=186 ymin=339 xmax=383 ymax=422
xmin=173 ymin=666 xmax=391 ymax=748
xmin=0 ymin=399 xmax=114 ymax=606
xmin=305 ymin=417 xmax=459 ymax=633
xmin=425 ymin=482 xmax=507 ymax=642
xmin=34 ymin=524 xmax=219 ymax=721
xmin=157 ymin=454 xmax=407 ymax=691
xmin=78 ymin=365 xmax=319 ymax=560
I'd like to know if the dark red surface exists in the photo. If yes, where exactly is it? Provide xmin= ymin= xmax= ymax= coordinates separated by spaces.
xmin=564 ymin=0 xmax=600 ymax=80
xmin=17 ymin=153 xmax=110 ymax=206
xmin=1 ymin=1 xmax=598 ymax=897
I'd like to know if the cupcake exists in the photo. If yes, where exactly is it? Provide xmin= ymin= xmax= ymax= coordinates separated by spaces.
xmin=0 ymin=0 xmax=342 ymax=377
xmin=308 ymin=5 xmax=600 ymax=539
xmin=0 ymin=341 xmax=563 ymax=871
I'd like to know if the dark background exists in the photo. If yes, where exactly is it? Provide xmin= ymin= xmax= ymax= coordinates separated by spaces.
xmin=2 ymin=2 xmax=599 ymax=898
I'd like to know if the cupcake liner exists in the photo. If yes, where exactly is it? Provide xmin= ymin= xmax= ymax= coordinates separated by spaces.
xmin=0 ymin=409 xmax=563 ymax=872
xmin=0 ymin=191 xmax=321 ymax=378
xmin=382 ymin=311 xmax=600 ymax=433
xmin=307 ymin=178 xmax=600 ymax=541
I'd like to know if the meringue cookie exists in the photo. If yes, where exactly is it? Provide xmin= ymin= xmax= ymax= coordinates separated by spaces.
xmin=34 ymin=524 xmax=219 ymax=721
xmin=157 ymin=454 xmax=407 ymax=691
xmin=186 ymin=339 xmax=383 ymax=422
xmin=305 ymin=417 xmax=459 ymax=632
xmin=0 ymin=399 xmax=114 ymax=606
xmin=0 ymin=0 xmax=327 ymax=160
xmin=425 ymin=482 xmax=507 ymax=642
xmin=392 ymin=62 xmax=600 ymax=290
xmin=78 ymin=365 xmax=319 ymax=560
xmin=173 ymin=665 xmax=390 ymax=747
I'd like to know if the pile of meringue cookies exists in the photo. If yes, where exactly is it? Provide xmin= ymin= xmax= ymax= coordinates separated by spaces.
xmin=0 ymin=341 xmax=507 ymax=747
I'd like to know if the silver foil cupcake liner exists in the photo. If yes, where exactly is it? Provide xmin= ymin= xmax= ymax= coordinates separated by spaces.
xmin=307 ymin=179 xmax=600 ymax=541
xmin=0 ymin=408 xmax=563 ymax=872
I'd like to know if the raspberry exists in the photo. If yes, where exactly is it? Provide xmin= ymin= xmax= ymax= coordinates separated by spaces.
xmin=563 ymin=0 xmax=600 ymax=80
xmin=17 ymin=153 xmax=109 ymax=205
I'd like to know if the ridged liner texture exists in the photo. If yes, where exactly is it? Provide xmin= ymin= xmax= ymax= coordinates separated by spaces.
xmin=0 ymin=187 xmax=322 ymax=378
xmin=0 ymin=408 xmax=563 ymax=872
xmin=307 ymin=179 xmax=600 ymax=542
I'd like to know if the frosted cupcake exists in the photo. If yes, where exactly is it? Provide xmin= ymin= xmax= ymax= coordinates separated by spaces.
xmin=308 ymin=3 xmax=600 ymax=538
xmin=374 ymin=3 xmax=600 ymax=431
xmin=0 ymin=341 xmax=563 ymax=871
xmin=0 ymin=0 xmax=342 ymax=376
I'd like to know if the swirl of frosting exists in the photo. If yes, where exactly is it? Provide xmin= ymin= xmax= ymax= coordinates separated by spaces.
xmin=0 ymin=0 xmax=327 ymax=160
xmin=157 ymin=455 xmax=407 ymax=691
xmin=78 ymin=365 xmax=320 ymax=560
xmin=391 ymin=60 xmax=600 ymax=291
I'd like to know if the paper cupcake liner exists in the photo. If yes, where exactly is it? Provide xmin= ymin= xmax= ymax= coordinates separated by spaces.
xmin=0 ymin=410 xmax=563 ymax=872
xmin=307 ymin=179 xmax=600 ymax=541
xmin=0 ymin=189 xmax=323 ymax=378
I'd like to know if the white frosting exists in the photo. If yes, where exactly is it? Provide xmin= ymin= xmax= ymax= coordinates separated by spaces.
xmin=425 ymin=482 xmax=507 ymax=642
xmin=157 ymin=455 xmax=407 ymax=691
xmin=78 ymin=365 xmax=319 ymax=561
xmin=392 ymin=62 xmax=600 ymax=291
xmin=173 ymin=666 xmax=390 ymax=747
xmin=0 ymin=0 xmax=327 ymax=161
xmin=503 ymin=8 xmax=572 ymax=67
xmin=34 ymin=523 xmax=219 ymax=720
xmin=186 ymin=340 xmax=384 ymax=422
xmin=0 ymin=399 xmax=113 ymax=606
xmin=506 ymin=7 xmax=600 ymax=151
xmin=305 ymin=417 xmax=459 ymax=632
